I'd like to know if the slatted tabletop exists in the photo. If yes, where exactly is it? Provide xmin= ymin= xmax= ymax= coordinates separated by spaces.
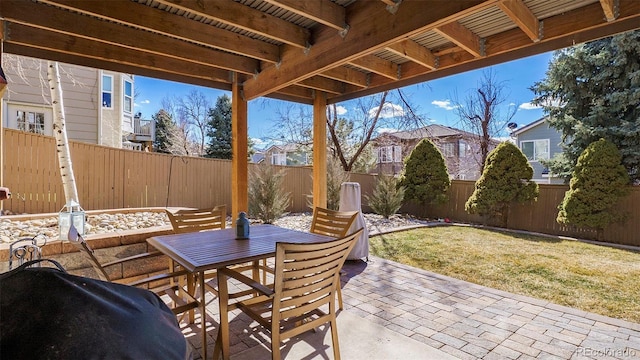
xmin=148 ymin=224 xmax=332 ymax=273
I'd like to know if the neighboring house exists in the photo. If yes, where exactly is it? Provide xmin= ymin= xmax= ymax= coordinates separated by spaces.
xmin=511 ymin=117 xmax=564 ymax=184
xmin=250 ymin=149 xmax=265 ymax=164
xmin=263 ymin=143 xmax=310 ymax=166
xmin=371 ymin=124 xmax=500 ymax=180
xmin=1 ymin=54 xmax=153 ymax=150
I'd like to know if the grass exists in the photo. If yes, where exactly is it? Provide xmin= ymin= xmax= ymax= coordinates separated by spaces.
xmin=369 ymin=225 xmax=640 ymax=323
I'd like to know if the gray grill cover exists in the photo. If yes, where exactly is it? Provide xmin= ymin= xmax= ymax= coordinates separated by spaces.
xmin=1 ymin=263 xmax=189 ymax=360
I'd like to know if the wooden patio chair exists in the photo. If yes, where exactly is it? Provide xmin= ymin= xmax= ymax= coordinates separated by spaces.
xmin=215 ymin=228 xmax=364 ymax=360
xmin=67 ymin=224 xmax=199 ymax=319
xmin=166 ymin=206 xmax=262 ymax=297
xmin=310 ymin=207 xmax=359 ymax=310
xmin=165 ymin=205 xmax=227 ymax=234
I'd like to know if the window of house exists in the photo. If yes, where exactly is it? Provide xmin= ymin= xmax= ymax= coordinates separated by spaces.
xmin=102 ymin=75 xmax=113 ymax=108
xmin=458 ymin=141 xmax=468 ymax=157
xmin=16 ymin=110 xmax=45 ymax=135
xmin=378 ymin=145 xmax=402 ymax=163
xmin=442 ymin=142 xmax=455 ymax=157
xmin=124 ymin=80 xmax=133 ymax=114
xmin=520 ymin=139 xmax=550 ymax=161
xmin=271 ymin=152 xmax=286 ymax=166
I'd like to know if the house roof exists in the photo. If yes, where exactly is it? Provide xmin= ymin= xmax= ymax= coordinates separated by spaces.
xmin=511 ymin=117 xmax=547 ymax=135
xmin=378 ymin=124 xmax=478 ymax=141
xmin=264 ymin=143 xmax=301 ymax=153
xmin=1 ymin=1 xmax=638 ymax=105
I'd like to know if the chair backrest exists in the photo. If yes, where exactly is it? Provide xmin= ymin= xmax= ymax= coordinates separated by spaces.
xmin=8 ymin=235 xmax=46 ymax=270
xmin=272 ymin=228 xmax=364 ymax=330
xmin=166 ymin=205 xmax=226 ymax=234
xmin=310 ymin=207 xmax=358 ymax=238
xmin=67 ymin=224 xmax=111 ymax=281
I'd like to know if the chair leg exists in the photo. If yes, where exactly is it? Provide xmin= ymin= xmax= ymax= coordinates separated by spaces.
xmin=337 ymin=284 xmax=343 ymax=310
xmin=330 ymin=318 xmax=341 ymax=360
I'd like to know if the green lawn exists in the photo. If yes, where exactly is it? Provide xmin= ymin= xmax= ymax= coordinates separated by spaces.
xmin=369 ymin=225 xmax=640 ymax=323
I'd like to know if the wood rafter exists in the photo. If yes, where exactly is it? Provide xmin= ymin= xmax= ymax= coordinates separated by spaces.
xmin=4 ymin=23 xmax=233 ymax=83
xmin=154 ymin=0 xmax=310 ymax=48
xmin=0 ymin=0 xmax=637 ymax=104
xmin=433 ymin=21 xmax=483 ymax=57
xmin=36 ymin=0 xmax=281 ymax=63
xmin=329 ymin=1 xmax=640 ymax=103
xmin=348 ymin=55 xmax=398 ymax=80
xmin=1 ymin=2 xmax=259 ymax=75
xmin=320 ymin=67 xmax=368 ymax=88
xmin=298 ymin=76 xmax=345 ymax=94
xmin=600 ymin=0 xmax=618 ymax=21
xmin=385 ymin=39 xmax=438 ymax=70
xmin=243 ymin=0 xmax=488 ymax=99
xmin=498 ymin=0 xmax=540 ymax=42
xmin=262 ymin=0 xmax=346 ymax=31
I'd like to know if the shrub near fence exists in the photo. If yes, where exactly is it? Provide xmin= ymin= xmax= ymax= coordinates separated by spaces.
xmin=2 ymin=129 xmax=640 ymax=246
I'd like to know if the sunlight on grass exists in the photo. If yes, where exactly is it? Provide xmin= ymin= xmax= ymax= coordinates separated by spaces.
xmin=370 ymin=226 xmax=640 ymax=323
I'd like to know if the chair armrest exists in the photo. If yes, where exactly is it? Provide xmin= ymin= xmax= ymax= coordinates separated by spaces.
xmin=218 ymin=267 xmax=274 ymax=297
xmin=102 ymin=251 xmax=164 ymax=268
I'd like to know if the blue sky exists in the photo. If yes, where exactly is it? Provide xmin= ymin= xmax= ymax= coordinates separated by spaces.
xmin=134 ymin=52 xmax=553 ymax=147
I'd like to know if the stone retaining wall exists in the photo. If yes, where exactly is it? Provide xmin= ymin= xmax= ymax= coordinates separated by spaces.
xmin=0 ymin=226 xmax=175 ymax=281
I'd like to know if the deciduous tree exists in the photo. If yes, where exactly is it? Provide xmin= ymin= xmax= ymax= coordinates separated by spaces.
xmin=453 ymin=69 xmax=516 ymax=172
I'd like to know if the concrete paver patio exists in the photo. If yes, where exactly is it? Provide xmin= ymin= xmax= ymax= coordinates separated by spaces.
xmin=185 ymin=256 xmax=640 ymax=360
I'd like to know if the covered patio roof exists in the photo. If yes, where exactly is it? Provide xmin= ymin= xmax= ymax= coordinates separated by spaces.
xmin=1 ymin=0 xmax=639 ymax=218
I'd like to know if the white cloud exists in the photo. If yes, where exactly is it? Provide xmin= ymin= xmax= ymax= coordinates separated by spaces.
xmin=251 ymin=137 xmax=266 ymax=146
xmin=369 ymin=102 xmax=405 ymax=119
xmin=335 ymin=105 xmax=347 ymax=116
xmin=518 ymin=102 xmax=541 ymax=110
xmin=431 ymin=100 xmax=458 ymax=111
xmin=377 ymin=127 xmax=397 ymax=134
xmin=134 ymin=99 xmax=151 ymax=108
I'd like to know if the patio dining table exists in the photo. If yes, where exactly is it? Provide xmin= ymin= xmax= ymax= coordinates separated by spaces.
xmin=147 ymin=224 xmax=332 ymax=360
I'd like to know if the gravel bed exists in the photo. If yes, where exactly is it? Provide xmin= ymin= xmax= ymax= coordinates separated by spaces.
xmin=0 ymin=211 xmax=431 ymax=244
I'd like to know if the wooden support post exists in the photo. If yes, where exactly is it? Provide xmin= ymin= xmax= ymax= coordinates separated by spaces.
xmin=231 ymin=72 xmax=248 ymax=226
xmin=312 ymin=91 xmax=327 ymax=209
xmin=0 ymin=33 xmax=7 ymax=212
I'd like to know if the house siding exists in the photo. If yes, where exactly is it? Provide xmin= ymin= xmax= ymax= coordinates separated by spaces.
xmin=2 ymin=54 xmax=100 ymax=144
xmin=515 ymin=120 xmax=564 ymax=184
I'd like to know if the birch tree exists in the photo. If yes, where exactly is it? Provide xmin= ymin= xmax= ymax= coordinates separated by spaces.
xmin=47 ymin=61 xmax=79 ymax=204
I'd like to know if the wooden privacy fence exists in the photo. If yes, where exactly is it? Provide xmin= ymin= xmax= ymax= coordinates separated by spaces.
xmin=2 ymin=129 xmax=639 ymax=246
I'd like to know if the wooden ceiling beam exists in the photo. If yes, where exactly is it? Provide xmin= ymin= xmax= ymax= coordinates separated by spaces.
xmin=37 ymin=0 xmax=281 ymax=63
xmin=4 ymin=23 xmax=232 ymax=83
xmin=4 ymin=42 xmax=234 ymax=90
xmin=433 ymin=21 xmax=483 ymax=57
xmin=242 ymin=0 xmax=487 ymax=99
xmin=329 ymin=1 xmax=640 ymax=103
xmin=600 ymin=0 xmax=618 ymax=21
xmin=1 ymin=2 xmax=259 ymax=75
xmin=386 ymin=39 xmax=438 ymax=69
xmin=348 ymin=55 xmax=398 ymax=80
xmin=297 ymin=76 xmax=345 ymax=95
xmin=155 ymin=0 xmax=309 ymax=48
xmin=320 ymin=67 xmax=368 ymax=88
xmin=262 ymin=0 xmax=346 ymax=32
xmin=498 ymin=0 xmax=540 ymax=42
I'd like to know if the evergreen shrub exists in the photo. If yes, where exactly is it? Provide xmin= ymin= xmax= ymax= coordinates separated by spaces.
xmin=248 ymin=163 xmax=291 ymax=224
xmin=365 ymin=174 xmax=405 ymax=219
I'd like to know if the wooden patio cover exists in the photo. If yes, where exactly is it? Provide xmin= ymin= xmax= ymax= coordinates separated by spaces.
xmin=1 ymin=0 xmax=639 ymax=219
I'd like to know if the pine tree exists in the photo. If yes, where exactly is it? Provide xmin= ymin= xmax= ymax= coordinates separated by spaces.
xmin=531 ymin=29 xmax=640 ymax=182
xmin=205 ymin=94 xmax=232 ymax=159
xmin=248 ymin=163 xmax=291 ymax=224
xmin=399 ymin=139 xmax=450 ymax=207
xmin=365 ymin=174 xmax=405 ymax=219
xmin=557 ymin=139 xmax=630 ymax=232
xmin=465 ymin=142 xmax=538 ymax=227
xmin=153 ymin=109 xmax=176 ymax=154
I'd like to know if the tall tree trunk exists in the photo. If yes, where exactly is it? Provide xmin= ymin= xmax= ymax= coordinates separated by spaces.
xmin=47 ymin=61 xmax=79 ymax=204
